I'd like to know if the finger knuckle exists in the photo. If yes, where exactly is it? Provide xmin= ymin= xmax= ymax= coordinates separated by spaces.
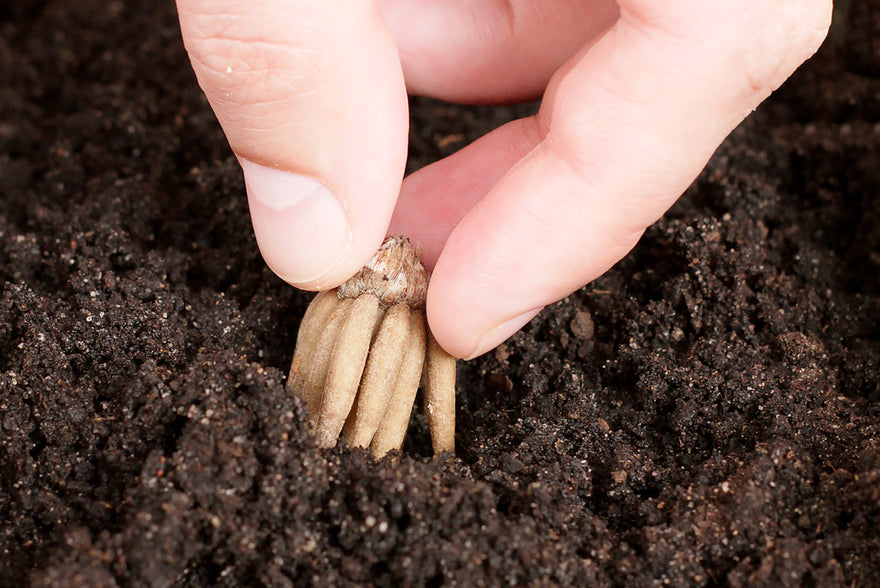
xmin=181 ymin=13 xmax=320 ymax=99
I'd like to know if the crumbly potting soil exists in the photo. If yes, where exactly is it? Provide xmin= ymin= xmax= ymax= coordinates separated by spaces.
xmin=1 ymin=1 xmax=878 ymax=586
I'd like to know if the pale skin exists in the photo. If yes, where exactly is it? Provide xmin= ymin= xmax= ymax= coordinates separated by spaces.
xmin=175 ymin=0 xmax=832 ymax=360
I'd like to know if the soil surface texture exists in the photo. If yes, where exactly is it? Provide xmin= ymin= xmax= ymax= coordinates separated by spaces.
xmin=1 ymin=1 xmax=879 ymax=586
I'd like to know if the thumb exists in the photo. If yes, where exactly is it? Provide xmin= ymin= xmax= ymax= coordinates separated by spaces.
xmin=176 ymin=0 xmax=408 ymax=290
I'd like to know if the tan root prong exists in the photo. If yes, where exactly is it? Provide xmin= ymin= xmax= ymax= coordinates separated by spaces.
xmin=299 ymin=297 xmax=353 ymax=417
xmin=314 ymin=294 xmax=381 ymax=448
xmin=342 ymin=304 xmax=411 ymax=448
xmin=287 ymin=289 xmax=340 ymax=403
xmin=370 ymin=310 xmax=427 ymax=458
xmin=424 ymin=331 xmax=456 ymax=454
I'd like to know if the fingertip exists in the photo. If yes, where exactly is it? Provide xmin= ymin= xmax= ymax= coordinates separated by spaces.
xmin=243 ymin=159 xmax=400 ymax=291
xmin=426 ymin=273 xmax=542 ymax=360
xmin=424 ymin=229 xmax=544 ymax=360
xmin=242 ymin=160 xmax=353 ymax=290
xmin=177 ymin=0 xmax=408 ymax=290
xmin=461 ymin=308 xmax=543 ymax=360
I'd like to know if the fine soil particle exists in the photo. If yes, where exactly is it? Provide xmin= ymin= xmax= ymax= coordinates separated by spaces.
xmin=1 ymin=1 xmax=879 ymax=586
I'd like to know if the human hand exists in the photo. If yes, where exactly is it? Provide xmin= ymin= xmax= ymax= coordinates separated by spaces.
xmin=176 ymin=0 xmax=831 ymax=359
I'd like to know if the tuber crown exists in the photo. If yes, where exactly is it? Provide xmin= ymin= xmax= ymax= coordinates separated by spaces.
xmin=337 ymin=236 xmax=428 ymax=309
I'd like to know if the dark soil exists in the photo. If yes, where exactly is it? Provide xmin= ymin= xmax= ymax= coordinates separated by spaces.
xmin=1 ymin=1 xmax=878 ymax=586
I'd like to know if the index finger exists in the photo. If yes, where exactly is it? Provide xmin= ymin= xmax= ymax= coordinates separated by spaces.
xmin=392 ymin=0 xmax=832 ymax=358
